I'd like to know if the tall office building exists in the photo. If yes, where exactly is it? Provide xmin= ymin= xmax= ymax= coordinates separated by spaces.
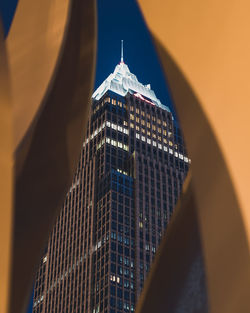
xmin=32 ymin=51 xmax=189 ymax=313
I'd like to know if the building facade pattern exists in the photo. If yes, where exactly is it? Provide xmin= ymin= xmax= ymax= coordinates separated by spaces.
xmin=33 ymin=62 xmax=189 ymax=313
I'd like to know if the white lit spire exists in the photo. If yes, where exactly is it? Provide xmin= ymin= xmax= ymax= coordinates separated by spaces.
xmin=121 ymin=40 xmax=124 ymax=63
xmin=92 ymin=42 xmax=170 ymax=111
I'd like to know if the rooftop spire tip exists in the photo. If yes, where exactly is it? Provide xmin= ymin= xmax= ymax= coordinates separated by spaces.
xmin=121 ymin=40 xmax=124 ymax=63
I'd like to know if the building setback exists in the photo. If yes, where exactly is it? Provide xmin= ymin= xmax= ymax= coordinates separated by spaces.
xmin=32 ymin=57 xmax=189 ymax=313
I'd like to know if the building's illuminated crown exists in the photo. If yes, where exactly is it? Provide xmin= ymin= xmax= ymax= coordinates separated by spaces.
xmin=92 ymin=42 xmax=170 ymax=111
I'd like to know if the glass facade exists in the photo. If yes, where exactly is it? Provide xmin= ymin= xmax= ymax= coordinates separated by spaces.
xmin=33 ymin=63 xmax=189 ymax=313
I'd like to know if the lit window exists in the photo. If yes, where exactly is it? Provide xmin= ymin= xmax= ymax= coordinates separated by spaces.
xmin=130 ymin=123 xmax=134 ymax=128
xmin=104 ymin=97 xmax=110 ymax=103
xmin=110 ymin=275 xmax=116 ymax=282
xmin=130 ymin=114 xmax=134 ymax=120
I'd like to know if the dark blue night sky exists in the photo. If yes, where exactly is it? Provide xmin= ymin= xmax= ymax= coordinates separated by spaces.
xmin=96 ymin=0 xmax=175 ymax=114
xmin=1 ymin=1 xmax=176 ymax=312
xmin=1 ymin=0 xmax=175 ymax=114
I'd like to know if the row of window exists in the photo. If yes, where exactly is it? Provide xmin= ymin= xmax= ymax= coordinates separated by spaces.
xmin=129 ymin=112 xmax=170 ymax=129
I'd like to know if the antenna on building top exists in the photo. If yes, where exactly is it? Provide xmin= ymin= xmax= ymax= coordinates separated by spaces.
xmin=121 ymin=40 xmax=124 ymax=63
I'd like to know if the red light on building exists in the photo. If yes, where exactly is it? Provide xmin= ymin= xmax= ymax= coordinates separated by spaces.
xmin=134 ymin=92 xmax=155 ymax=105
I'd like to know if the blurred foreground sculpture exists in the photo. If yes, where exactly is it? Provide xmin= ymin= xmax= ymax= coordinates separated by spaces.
xmin=0 ymin=0 xmax=96 ymax=312
xmin=137 ymin=1 xmax=250 ymax=313
xmin=0 ymin=0 xmax=249 ymax=313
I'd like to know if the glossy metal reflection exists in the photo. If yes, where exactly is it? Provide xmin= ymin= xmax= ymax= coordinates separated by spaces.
xmin=0 ymin=0 xmax=96 ymax=312
xmin=0 ymin=21 xmax=13 ymax=313
xmin=137 ymin=1 xmax=250 ymax=312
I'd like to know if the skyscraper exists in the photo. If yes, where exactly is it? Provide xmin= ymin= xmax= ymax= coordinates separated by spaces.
xmin=32 ymin=50 xmax=189 ymax=313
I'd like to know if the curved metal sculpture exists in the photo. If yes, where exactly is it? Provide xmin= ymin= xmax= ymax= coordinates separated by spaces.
xmin=136 ymin=1 xmax=250 ymax=313
xmin=0 ymin=1 xmax=96 ymax=312
xmin=0 ymin=1 xmax=249 ymax=313
xmin=0 ymin=20 xmax=13 ymax=313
